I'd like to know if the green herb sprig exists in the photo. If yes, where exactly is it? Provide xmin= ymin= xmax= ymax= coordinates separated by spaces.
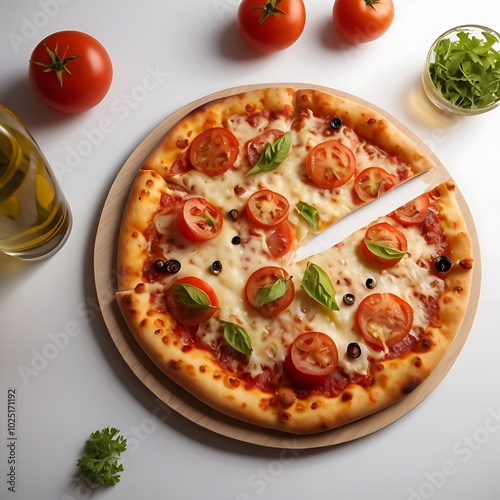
xmin=364 ymin=241 xmax=407 ymax=260
xmin=296 ymin=201 xmax=319 ymax=231
xmin=173 ymin=283 xmax=213 ymax=309
xmin=223 ymin=321 xmax=253 ymax=356
xmin=429 ymin=29 xmax=500 ymax=109
xmin=246 ymin=132 xmax=292 ymax=175
xmin=254 ymin=277 xmax=291 ymax=307
xmin=77 ymin=428 xmax=127 ymax=486
xmin=301 ymin=262 xmax=339 ymax=311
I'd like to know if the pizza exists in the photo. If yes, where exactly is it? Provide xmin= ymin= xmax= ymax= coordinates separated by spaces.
xmin=115 ymin=87 xmax=473 ymax=435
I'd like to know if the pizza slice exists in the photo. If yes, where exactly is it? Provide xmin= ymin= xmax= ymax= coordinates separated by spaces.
xmin=138 ymin=87 xmax=436 ymax=252
xmin=116 ymin=180 xmax=473 ymax=434
xmin=142 ymin=86 xmax=296 ymax=181
xmin=290 ymin=89 xmax=436 ymax=237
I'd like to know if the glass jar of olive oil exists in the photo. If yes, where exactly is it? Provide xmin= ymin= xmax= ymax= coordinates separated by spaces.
xmin=0 ymin=105 xmax=72 ymax=260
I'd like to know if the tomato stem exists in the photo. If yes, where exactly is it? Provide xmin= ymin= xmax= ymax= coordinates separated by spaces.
xmin=30 ymin=43 xmax=79 ymax=87
xmin=252 ymin=0 xmax=286 ymax=24
xmin=365 ymin=0 xmax=381 ymax=9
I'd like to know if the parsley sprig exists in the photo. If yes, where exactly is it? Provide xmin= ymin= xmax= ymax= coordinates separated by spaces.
xmin=77 ymin=427 xmax=127 ymax=486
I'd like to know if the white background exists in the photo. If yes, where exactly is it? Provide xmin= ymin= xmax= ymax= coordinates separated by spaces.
xmin=1 ymin=1 xmax=499 ymax=499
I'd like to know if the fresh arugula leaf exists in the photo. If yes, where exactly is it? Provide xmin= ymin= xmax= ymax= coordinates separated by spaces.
xmin=429 ymin=29 xmax=500 ymax=109
xmin=301 ymin=262 xmax=339 ymax=311
xmin=365 ymin=241 xmax=407 ymax=260
xmin=246 ymin=132 xmax=292 ymax=175
xmin=173 ymin=283 xmax=212 ymax=309
xmin=223 ymin=321 xmax=253 ymax=356
xmin=254 ymin=277 xmax=290 ymax=307
xmin=297 ymin=201 xmax=319 ymax=231
xmin=77 ymin=428 xmax=127 ymax=486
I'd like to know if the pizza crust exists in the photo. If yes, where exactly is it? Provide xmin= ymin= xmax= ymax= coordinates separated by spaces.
xmin=115 ymin=87 xmax=473 ymax=435
xmin=295 ymin=89 xmax=435 ymax=174
xmin=142 ymin=87 xmax=296 ymax=178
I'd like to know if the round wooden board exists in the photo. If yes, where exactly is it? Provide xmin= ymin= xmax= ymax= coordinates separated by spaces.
xmin=93 ymin=83 xmax=481 ymax=449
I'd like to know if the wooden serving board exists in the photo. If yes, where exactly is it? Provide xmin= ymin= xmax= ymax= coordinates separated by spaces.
xmin=93 ymin=83 xmax=481 ymax=449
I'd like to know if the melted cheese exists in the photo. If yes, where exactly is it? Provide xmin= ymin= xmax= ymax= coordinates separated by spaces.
xmin=152 ymin=115 xmax=437 ymax=380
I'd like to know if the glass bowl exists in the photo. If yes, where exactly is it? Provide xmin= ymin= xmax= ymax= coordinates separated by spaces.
xmin=422 ymin=25 xmax=500 ymax=116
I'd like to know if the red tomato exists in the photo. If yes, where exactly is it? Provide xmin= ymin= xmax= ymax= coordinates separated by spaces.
xmin=165 ymin=277 xmax=219 ymax=326
xmin=245 ymin=266 xmax=295 ymax=317
xmin=265 ymin=220 xmax=295 ymax=258
xmin=246 ymin=189 xmax=290 ymax=228
xmin=246 ymin=129 xmax=285 ymax=166
xmin=284 ymin=332 xmax=339 ymax=386
xmin=356 ymin=293 xmax=413 ymax=349
xmin=306 ymin=140 xmax=356 ymax=190
xmin=189 ymin=128 xmax=240 ymax=177
xmin=353 ymin=167 xmax=397 ymax=202
xmin=29 ymin=31 xmax=112 ymax=114
xmin=332 ymin=0 xmax=394 ymax=44
xmin=178 ymin=197 xmax=223 ymax=242
xmin=392 ymin=194 xmax=431 ymax=226
xmin=237 ymin=0 xmax=306 ymax=53
xmin=361 ymin=222 xmax=408 ymax=267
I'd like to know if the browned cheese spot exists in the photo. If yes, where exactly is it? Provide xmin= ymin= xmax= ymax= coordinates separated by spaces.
xmin=168 ymin=359 xmax=182 ymax=371
xmin=421 ymin=337 xmax=433 ymax=349
xmin=123 ymin=294 xmax=134 ymax=307
xmin=459 ymin=258 xmax=473 ymax=270
xmin=278 ymin=393 xmax=296 ymax=408
xmin=227 ymin=377 xmax=241 ymax=389
xmin=281 ymin=411 xmax=292 ymax=422
xmin=402 ymin=377 xmax=423 ymax=394
xmin=341 ymin=392 xmax=353 ymax=402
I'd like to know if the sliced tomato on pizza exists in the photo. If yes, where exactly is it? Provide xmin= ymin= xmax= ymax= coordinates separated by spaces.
xmin=115 ymin=88 xmax=473 ymax=435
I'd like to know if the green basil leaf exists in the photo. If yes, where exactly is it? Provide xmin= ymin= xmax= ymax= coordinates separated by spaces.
xmin=296 ymin=201 xmax=319 ymax=231
xmin=301 ymin=262 xmax=339 ymax=311
xmin=223 ymin=322 xmax=253 ymax=357
xmin=254 ymin=277 xmax=290 ymax=308
xmin=173 ymin=283 xmax=212 ymax=310
xmin=365 ymin=241 xmax=407 ymax=260
xmin=246 ymin=132 xmax=292 ymax=175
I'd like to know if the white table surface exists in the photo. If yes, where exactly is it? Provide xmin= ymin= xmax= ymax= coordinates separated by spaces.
xmin=1 ymin=1 xmax=499 ymax=499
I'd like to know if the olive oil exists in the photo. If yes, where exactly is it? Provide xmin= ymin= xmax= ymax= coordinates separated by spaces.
xmin=0 ymin=106 xmax=72 ymax=260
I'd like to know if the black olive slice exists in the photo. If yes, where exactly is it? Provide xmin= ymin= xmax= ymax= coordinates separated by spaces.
xmin=154 ymin=259 xmax=181 ymax=274
xmin=343 ymin=293 xmax=355 ymax=305
xmin=365 ymin=278 xmax=377 ymax=289
xmin=231 ymin=236 xmax=242 ymax=245
xmin=228 ymin=209 xmax=239 ymax=220
xmin=211 ymin=260 xmax=223 ymax=274
xmin=347 ymin=343 xmax=362 ymax=358
xmin=330 ymin=117 xmax=343 ymax=129
xmin=435 ymin=255 xmax=453 ymax=273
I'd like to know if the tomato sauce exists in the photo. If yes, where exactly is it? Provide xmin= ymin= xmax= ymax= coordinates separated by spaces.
xmin=142 ymin=193 xmax=183 ymax=282
xmin=385 ymin=332 xmax=420 ymax=360
xmin=422 ymin=206 xmax=450 ymax=257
